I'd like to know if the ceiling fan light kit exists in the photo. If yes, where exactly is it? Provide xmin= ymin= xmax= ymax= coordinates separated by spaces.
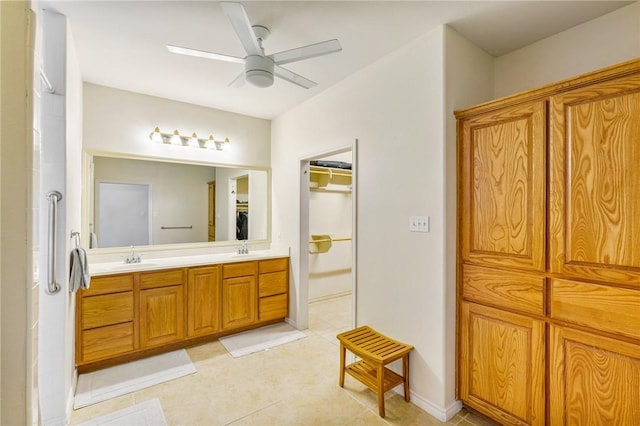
xmin=245 ymin=55 xmax=274 ymax=88
xmin=166 ymin=1 xmax=342 ymax=89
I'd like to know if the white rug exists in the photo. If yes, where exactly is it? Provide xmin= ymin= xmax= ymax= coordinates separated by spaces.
xmin=219 ymin=322 xmax=307 ymax=357
xmin=77 ymin=398 xmax=167 ymax=426
xmin=74 ymin=350 xmax=196 ymax=409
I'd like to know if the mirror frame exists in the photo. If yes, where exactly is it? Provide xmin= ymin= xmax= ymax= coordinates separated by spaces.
xmin=81 ymin=150 xmax=272 ymax=254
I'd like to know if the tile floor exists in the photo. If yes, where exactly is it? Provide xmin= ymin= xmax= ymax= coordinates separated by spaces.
xmin=70 ymin=294 xmax=495 ymax=426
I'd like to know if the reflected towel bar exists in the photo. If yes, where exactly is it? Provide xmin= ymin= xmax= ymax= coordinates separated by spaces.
xmin=161 ymin=226 xmax=193 ymax=230
xmin=46 ymin=191 xmax=63 ymax=294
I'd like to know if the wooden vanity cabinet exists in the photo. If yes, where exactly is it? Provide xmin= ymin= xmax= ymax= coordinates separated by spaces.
xmin=76 ymin=274 xmax=135 ymax=364
xmin=258 ymin=258 xmax=289 ymax=321
xmin=187 ymin=266 xmax=221 ymax=337
xmin=139 ymin=269 xmax=185 ymax=349
xmin=221 ymin=262 xmax=257 ymax=330
xmin=76 ymin=256 xmax=289 ymax=371
xmin=456 ymin=59 xmax=640 ymax=425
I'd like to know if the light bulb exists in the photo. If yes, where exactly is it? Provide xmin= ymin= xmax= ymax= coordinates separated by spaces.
xmin=171 ymin=130 xmax=181 ymax=145
xmin=189 ymin=133 xmax=199 ymax=148
xmin=150 ymin=127 xmax=162 ymax=143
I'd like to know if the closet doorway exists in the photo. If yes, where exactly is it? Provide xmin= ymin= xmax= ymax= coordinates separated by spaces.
xmin=299 ymin=143 xmax=356 ymax=335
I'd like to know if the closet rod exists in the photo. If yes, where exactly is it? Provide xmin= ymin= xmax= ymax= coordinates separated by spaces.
xmin=308 ymin=237 xmax=351 ymax=243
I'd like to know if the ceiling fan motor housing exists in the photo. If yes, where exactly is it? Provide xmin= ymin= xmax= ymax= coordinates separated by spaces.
xmin=245 ymin=55 xmax=274 ymax=88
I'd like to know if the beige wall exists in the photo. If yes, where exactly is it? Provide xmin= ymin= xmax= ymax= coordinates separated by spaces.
xmin=494 ymin=2 xmax=640 ymax=97
xmin=1 ymin=1 xmax=32 ymax=424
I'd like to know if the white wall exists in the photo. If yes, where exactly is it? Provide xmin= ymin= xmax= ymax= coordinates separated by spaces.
xmin=273 ymin=26 xmax=456 ymax=418
xmin=494 ymin=2 xmax=640 ymax=98
xmin=443 ymin=25 xmax=495 ymax=415
xmin=36 ymin=8 xmax=84 ymax=425
xmin=83 ymin=84 xmax=271 ymax=168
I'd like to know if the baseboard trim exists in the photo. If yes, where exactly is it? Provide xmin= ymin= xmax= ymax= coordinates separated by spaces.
xmin=394 ymin=388 xmax=462 ymax=422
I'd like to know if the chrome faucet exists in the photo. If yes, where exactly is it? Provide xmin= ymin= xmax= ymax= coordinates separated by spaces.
xmin=125 ymin=245 xmax=141 ymax=264
xmin=237 ymin=240 xmax=249 ymax=255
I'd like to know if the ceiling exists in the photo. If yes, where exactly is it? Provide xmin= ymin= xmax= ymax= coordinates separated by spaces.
xmin=44 ymin=1 xmax=632 ymax=119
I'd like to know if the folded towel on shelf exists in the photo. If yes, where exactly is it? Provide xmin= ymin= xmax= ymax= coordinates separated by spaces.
xmin=69 ymin=247 xmax=90 ymax=292
xmin=89 ymin=232 xmax=98 ymax=248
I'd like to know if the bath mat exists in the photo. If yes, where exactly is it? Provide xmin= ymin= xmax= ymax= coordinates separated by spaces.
xmin=77 ymin=398 xmax=167 ymax=426
xmin=74 ymin=350 xmax=196 ymax=409
xmin=219 ymin=322 xmax=307 ymax=357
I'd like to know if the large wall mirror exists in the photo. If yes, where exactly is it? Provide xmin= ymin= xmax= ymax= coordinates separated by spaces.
xmin=84 ymin=154 xmax=270 ymax=250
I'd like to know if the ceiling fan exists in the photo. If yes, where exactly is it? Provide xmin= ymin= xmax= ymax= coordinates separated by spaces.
xmin=167 ymin=2 xmax=342 ymax=89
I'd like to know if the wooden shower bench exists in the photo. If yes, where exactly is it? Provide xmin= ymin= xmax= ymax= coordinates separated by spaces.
xmin=337 ymin=326 xmax=413 ymax=417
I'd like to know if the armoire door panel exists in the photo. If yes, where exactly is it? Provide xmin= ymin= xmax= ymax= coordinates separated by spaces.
xmin=550 ymin=74 xmax=640 ymax=284
xmin=459 ymin=302 xmax=545 ymax=425
xmin=550 ymin=326 xmax=640 ymax=425
xmin=460 ymin=101 xmax=546 ymax=272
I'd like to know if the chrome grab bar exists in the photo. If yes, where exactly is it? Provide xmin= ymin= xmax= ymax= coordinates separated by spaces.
xmin=46 ymin=191 xmax=62 ymax=295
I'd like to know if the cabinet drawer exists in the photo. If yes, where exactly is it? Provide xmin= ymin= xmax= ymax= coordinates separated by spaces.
xmin=259 ymin=271 xmax=287 ymax=297
xmin=259 ymin=258 xmax=288 ymax=274
xmin=551 ymin=279 xmax=640 ymax=340
xmin=81 ymin=322 xmax=134 ymax=362
xmin=82 ymin=274 xmax=133 ymax=296
xmin=223 ymin=261 xmax=256 ymax=278
xmin=139 ymin=269 xmax=184 ymax=289
xmin=462 ymin=264 xmax=544 ymax=316
xmin=259 ymin=294 xmax=288 ymax=321
xmin=81 ymin=292 xmax=134 ymax=330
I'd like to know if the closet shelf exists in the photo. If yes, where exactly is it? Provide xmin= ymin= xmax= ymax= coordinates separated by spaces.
xmin=309 ymin=166 xmax=352 ymax=188
xmin=309 ymin=234 xmax=352 ymax=254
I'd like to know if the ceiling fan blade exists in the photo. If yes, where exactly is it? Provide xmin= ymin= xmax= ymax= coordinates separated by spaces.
xmin=220 ymin=2 xmax=263 ymax=57
xmin=270 ymin=39 xmax=342 ymax=66
xmin=228 ymin=72 xmax=246 ymax=88
xmin=166 ymin=45 xmax=244 ymax=64
xmin=274 ymin=65 xmax=317 ymax=89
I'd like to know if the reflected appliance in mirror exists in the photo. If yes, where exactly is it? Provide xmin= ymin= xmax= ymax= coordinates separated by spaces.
xmin=85 ymin=155 xmax=269 ymax=249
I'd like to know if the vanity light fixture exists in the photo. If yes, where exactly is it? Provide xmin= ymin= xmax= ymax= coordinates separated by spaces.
xmin=149 ymin=127 xmax=231 ymax=150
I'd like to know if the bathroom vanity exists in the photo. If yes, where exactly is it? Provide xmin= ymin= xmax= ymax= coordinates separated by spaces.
xmin=76 ymin=253 xmax=289 ymax=372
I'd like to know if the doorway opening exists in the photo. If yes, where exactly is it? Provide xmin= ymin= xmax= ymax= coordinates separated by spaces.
xmin=299 ymin=142 xmax=356 ymax=334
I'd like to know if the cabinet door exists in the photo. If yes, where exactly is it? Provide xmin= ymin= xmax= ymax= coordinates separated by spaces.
xmin=550 ymin=326 xmax=640 ymax=425
xmin=550 ymin=74 xmax=640 ymax=284
xmin=459 ymin=302 xmax=545 ymax=425
xmin=140 ymin=286 xmax=184 ymax=348
xmin=459 ymin=101 xmax=546 ymax=272
xmin=187 ymin=266 xmax=220 ymax=337
xmin=222 ymin=275 xmax=256 ymax=329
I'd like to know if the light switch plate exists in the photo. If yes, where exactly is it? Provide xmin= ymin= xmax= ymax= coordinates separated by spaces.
xmin=409 ymin=216 xmax=430 ymax=232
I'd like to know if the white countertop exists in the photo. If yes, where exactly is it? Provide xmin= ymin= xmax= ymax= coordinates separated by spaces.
xmin=89 ymin=248 xmax=289 ymax=276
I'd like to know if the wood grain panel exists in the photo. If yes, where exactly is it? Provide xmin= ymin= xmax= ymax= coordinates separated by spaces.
xmin=462 ymin=264 xmax=544 ymax=316
xmin=460 ymin=101 xmax=546 ymax=272
xmin=139 ymin=269 xmax=184 ymax=289
xmin=551 ymin=279 xmax=640 ymax=340
xmin=187 ymin=266 xmax=220 ymax=337
xmin=259 ymin=271 xmax=287 ymax=297
xmin=222 ymin=275 xmax=256 ymax=329
xmin=222 ymin=261 xmax=256 ymax=279
xmin=81 ymin=322 xmax=134 ymax=362
xmin=259 ymin=294 xmax=288 ymax=321
xmin=139 ymin=286 xmax=184 ymax=348
xmin=81 ymin=292 xmax=133 ymax=330
xmin=259 ymin=258 xmax=288 ymax=274
xmin=550 ymin=326 xmax=640 ymax=425
xmin=82 ymin=274 xmax=133 ymax=296
xmin=550 ymin=74 xmax=640 ymax=284
xmin=459 ymin=302 xmax=544 ymax=425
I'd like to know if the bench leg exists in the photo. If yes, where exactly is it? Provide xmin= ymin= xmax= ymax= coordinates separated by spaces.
xmin=403 ymin=354 xmax=410 ymax=402
xmin=377 ymin=363 xmax=385 ymax=417
xmin=339 ymin=343 xmax=345 ymax=387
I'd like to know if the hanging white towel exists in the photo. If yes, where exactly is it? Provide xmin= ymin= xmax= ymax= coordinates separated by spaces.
xmin=89 ymin=232 xmax=98 ymax=249
xmin=69 ymin=247 xmax=90 ymax=292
